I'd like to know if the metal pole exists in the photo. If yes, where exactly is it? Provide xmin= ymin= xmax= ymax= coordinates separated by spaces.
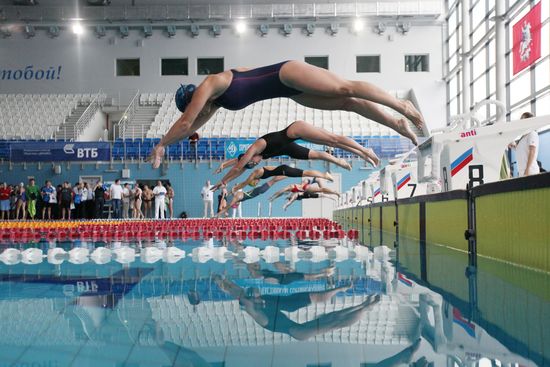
xmin=495 ymin=0 xmax=506 ymax=108
xmin=461 ymin=0 xmax=471 ymax=114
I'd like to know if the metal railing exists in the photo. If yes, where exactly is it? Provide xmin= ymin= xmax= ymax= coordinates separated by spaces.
xmin=74 ymin=90 xmax=106 ymax=140
xmin=117 ymin=90 xmax=141 ymax=139
xmin=0 ymin=1 xmax=442 ymax=23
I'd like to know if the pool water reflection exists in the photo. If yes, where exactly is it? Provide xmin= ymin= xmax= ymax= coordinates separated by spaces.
xmin=0 ymin=237 xmax=545 ymax=366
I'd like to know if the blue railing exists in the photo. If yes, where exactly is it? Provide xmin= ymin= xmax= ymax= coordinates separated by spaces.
xmin=0 ymin=136 xmax=414 ymax=162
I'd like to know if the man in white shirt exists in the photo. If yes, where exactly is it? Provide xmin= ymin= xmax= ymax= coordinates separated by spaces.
xmin=109 ymin=179 xmax=124 ymax=219
xmin=232 ymin=188 xmax=243 ymax=218
xmin=201 ymin=180 xmax=214 ymax=218
xmin=514 ymin=112 xmax=540 ymax=177
xmin=153 ymin=180 xmax=167 ymax=219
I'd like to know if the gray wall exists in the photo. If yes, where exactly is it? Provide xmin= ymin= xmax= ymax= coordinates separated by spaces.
xmin=0 ymin=22 xmax=447 ymax=129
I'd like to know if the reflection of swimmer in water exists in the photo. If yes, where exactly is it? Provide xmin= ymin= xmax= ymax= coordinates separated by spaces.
xmin=214 ymin=275 xmax=380 ymax=341
xmin=245 ymin=262 xmax=334 ymax=285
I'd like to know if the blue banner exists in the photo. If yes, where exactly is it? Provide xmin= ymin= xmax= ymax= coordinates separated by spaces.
xmin=9 ymin=142 xmax=111 ymax=162
xmin=224 ymin=139 xmax=253 ymax=159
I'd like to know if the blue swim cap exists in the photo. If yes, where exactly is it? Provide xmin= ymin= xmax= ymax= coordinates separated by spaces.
xmin=175 ymin=84 xmax=196 ymax=112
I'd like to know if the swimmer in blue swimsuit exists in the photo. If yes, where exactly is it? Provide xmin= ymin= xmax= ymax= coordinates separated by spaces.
xmin=149 ymin=60 xmax=424 ymax=168
xmin=212 ymin=120 xmax=379 ymax=190
xmin=214 ymin=275 xmax=381 ymax=341
xmin=215 ymin=176 xmax=286 ymax=217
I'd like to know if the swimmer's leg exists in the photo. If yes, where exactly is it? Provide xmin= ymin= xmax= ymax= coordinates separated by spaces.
xmin=280 ymin=60 xmax=424 ymax=129
xmin=307 ymin=150 xmax=351 ymax=171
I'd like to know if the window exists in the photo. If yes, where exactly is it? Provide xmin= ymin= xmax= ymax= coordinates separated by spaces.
xmin=405 ymin=55 xmax=429 ymax=72
xmin=161 ymin=58 xmax=188 ymax=76
xmin=116 ymin=58 xmax=140 ymax=76
xmin=305 ymin=56 xmax=329 ymax=69
xmin=356 ymin=55 xmax=380 ymax=73
xmin=197 ymin=58 xmax=224 ymax=75
xmin=509 ymin=69 xmax=531 ymax=105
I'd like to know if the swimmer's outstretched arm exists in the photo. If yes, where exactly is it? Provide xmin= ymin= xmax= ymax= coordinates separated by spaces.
xmin=283 ymin=193 xmax=299 ymax=210
xmin=214 ymin=158 xmax=238 ymax=174
xmin=150 ymin=79 xmax=220 ymax=168
xmin=270 ymin=185 xmax=293 ymax=202
xmin=216 ymin=192 xmax=244 ymax=218
xmin=232 ymin=169 xmax=263 ymax=193
xmin=212 ymin=142 xmax=265 ymax=191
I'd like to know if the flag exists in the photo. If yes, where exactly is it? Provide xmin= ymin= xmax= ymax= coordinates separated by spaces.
xmin=512 ymin=2 xmax=542 ymax=75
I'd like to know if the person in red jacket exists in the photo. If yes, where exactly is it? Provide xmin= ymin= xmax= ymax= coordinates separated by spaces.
xmin=0 ymin=182 xmax=12 ymax=220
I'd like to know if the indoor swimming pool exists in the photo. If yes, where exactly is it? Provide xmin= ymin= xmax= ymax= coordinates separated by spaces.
xmin=0 ymin=236 xmax=547 ymax=367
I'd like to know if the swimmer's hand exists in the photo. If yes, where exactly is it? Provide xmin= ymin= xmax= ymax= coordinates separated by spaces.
xmin=214 ymin=166 xmax=224 ymax=174
xmin=147 ymin=145 xmax=165 ymax=169
xmin=211 ymin=182 xmax=225 ymax=192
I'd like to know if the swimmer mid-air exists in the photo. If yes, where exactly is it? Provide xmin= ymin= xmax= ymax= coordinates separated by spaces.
xmin=282 ymin=191 xmax=337 ymax=211
xmin=269 ymin=177 xmax=340 ymax=202
xmin=149 ymin=60 xmax=424 ymax=167
xmin=229 ymin=164 xmax=334 ymax=194
xmin=215 ymin=176 xmax=287 ymax=217
xmin=211 ymin=120 xmax=377 ymax=190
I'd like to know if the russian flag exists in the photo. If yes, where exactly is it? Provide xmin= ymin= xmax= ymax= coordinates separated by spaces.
xmin=373 ymin=188 xmax=381 ymax=197
xmin=450 ymin=148 xmax=473 ymax=177
xmin=398 ymin=273 xmax=413 ymax=287
xmin=396 ymin=173 xmax=411 ymax=191
xmin=453 ymin=307 xmax=476 ymax=337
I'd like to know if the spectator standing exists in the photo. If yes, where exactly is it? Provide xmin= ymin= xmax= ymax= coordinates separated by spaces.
xmin=94 ymin=181 xmax=106 ymax=219
xmin=232 ymin=189 xmax=243 ymax=218
xmin=166 ymin=183 xmax=175 ymax=219
xmin=153 ymin=181 xmax=167 ymax=219
xmin=0 ymin=183 xmax=11 ymax=220
xmin=133 ymin=184 xmax=144 ymax=219
xmin=109 ymin=179 xmax=123 ymax=219
xmin=26 ymin=178 xmax=40 ymax=220
xmin=80 ymin=182 xmax=89 ymax=219
xmin=142 ymin=185 xmax=154 ymax=218
xmin=9 ymin=185 xmax=17 ymax=219
xmin=15 ymin=184 xmax=27 ymax=220
xmin=73 ymin=182 xmax=83 ymax=219
xmin=514 ymin=112 xmax=540 ymax=177
xmin=122 ymin=183 xmax=131 ymax=219
xmin=60 ymin=182 xmax=73 ymax=220
xmin=85 ymin=182 xmax=94 ymax=219
xmin=41 ymin=181 xmax=55 ymax=220
xmin=201 ymin=180 xmax=214 ymax=218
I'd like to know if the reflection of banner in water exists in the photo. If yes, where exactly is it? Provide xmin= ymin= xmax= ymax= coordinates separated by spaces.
xmin=234 ymin=279 xmax=327 ymax=295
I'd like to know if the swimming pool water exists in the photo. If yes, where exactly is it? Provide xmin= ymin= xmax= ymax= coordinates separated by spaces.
xmin=0 ymin=236 xmax=547 ymax=367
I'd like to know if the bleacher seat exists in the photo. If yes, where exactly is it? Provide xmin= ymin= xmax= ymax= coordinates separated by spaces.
xmin=0 ymin=93 xmax=90 ymax=140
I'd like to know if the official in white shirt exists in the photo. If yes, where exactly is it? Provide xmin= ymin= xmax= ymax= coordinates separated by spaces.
xmin=153 ymin=180 xmax=168 ymax=219
xmin=201 ymin=180 xmax=214 ymax=218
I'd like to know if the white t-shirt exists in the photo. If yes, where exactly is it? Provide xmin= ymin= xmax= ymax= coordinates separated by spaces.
xmin=122 ymin=187 xmax=131 ymax=202
xmin=516 ymin=131 xmax=540 ymax=176
xmin=201 ymin=185 xmax=213 ymax=201
xmin=153 ymin=186 xmax=167 ymax=201
xmin=110 ymin=184 xmax=123 ymax=200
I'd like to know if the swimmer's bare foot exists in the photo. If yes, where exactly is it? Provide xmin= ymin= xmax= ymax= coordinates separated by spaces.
xmin=325 ymin=172 xmax=334 ymax=182
xmin=336 ymin=158 xmax=352 ymax=171
xmin=396 ymin=118 xmax=419 ymax=146
xmin=401 ymin=100 xmax=424 ymax=130
xmin=148 ymin=145 xmax=165 ymax=169
xmin=363 ymin=148 xmax=380 ymax=167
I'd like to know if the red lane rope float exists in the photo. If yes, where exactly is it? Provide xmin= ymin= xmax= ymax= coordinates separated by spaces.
xmin=0 ymin=218 xmax=351 ymax=242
